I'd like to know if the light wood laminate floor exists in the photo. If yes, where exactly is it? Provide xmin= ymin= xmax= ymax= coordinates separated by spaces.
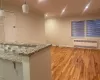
xmin=51 ymin=46 xmax=100 ymax=80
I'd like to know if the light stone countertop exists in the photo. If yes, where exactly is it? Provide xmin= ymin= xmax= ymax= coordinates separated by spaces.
xmin=0 ymin=42 xmax=51 ymax=62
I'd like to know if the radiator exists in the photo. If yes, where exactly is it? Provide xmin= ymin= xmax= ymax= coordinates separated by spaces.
xmin=74 ymin=40 xmax=98 ymax=48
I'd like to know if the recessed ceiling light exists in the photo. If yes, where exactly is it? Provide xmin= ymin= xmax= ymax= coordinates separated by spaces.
xmin=83 ymin=0 xmax=92 ymax=13
xmin=45 ymin=14 xmax=48 ymax=17
xmin=44 ymin=13 xmax=48 ymax=17
xmin=61 ymin=6 xmax=67 ymax=15
xmin=84 ymin=3 xmax=90 ymax=11
xmin=62 ymin=8 xmax=66 ymax=13
xmin=85 ymin=4 xmax=89 ymax=9
xmin=38 ymin=0 xmax=46 ymax=3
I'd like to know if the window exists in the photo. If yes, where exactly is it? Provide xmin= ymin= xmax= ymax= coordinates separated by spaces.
xmin=71 ymin=21 xmax=85 ymax=37
xmin=86 ymin=20 xmax=100 ymax=37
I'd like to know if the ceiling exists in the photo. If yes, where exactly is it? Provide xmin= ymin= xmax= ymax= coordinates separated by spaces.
xmin=2 ymin=0 xmax=100 ymax=17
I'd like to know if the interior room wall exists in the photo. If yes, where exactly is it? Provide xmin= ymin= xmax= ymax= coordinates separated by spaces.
xmin=30 ymin=47 xmax=52 ymax=80
xmin=45 ymin=15 xmax=100 ymax=48
xmin=0 ymin=4 xmax=46 ymax=44
xmin=16 ymin=12 xmax=46 ymax=44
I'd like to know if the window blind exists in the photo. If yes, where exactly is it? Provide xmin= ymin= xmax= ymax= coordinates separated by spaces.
xmin=71 ymin=21 xmax=85 ymax=37
xmin=86 ymin=19 xmax=100 ymax=37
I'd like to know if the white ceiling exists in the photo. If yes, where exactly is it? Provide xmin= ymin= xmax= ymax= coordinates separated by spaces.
xmin=2 ymin=0 xmax=100 ymax=17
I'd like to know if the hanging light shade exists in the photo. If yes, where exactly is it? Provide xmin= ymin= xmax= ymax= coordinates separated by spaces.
xmin=0 ymin=9 xmax=5 ymax=17
xmin=0 ymin=0 xmax=5 ymax=17
xmin=22 ymin=3 xmax=29 ymax=13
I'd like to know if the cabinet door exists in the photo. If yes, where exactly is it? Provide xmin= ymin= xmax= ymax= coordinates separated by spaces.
xmin=0 ymin=59 xmax=23 ymax=80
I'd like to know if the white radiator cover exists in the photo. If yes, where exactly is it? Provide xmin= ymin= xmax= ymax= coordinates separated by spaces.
xmin=74 ymin=39 xmax=98 ymax=48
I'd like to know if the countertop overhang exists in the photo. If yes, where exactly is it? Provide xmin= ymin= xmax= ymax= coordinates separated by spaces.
xmin=0 ymin=42 xmax=51 ymax=62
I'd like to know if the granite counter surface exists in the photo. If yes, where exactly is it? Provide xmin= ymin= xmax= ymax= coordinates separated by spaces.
xmin=0 ymin=42 xmax=51 ymax=62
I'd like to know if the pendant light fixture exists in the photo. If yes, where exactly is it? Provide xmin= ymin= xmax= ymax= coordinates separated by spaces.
xmin=22 ymin=0 xmax=29 ymax=13
xmin=0 ymin=0 xmax=5 ymax=17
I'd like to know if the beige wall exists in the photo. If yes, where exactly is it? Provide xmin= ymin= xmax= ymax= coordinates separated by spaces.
xmin=45 ymin=15 xmax=100 ymax=48
xmin=30 ymin=47 xmax=52 ymax=80
xmin=0 ymin=5 xmax=46 ymax=44
xmin=16 ymin=12 xmax=46 ymax=43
